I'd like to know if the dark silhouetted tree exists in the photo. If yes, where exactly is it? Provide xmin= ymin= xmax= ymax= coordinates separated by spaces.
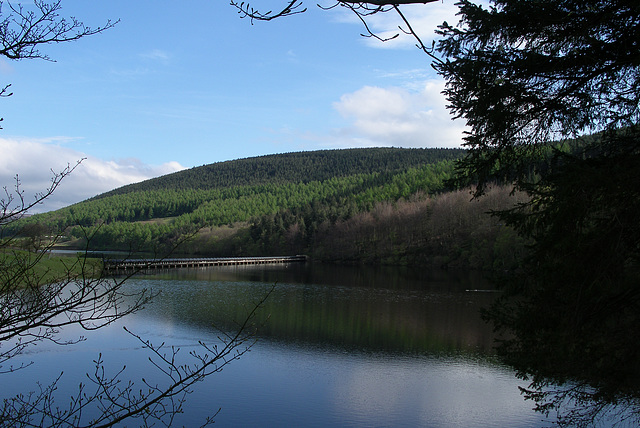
xmin=434 ymin=1 xmax=640 ymax=425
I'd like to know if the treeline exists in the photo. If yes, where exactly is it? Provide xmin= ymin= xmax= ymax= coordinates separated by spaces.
xmin=182 ymin=186 xmax=529 ymax=270
xmin=97 ymin=147 xmax=465 ymax=197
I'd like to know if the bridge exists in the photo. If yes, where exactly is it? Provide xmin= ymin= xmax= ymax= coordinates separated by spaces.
xmin=103 ymin=255 xmax=307 ymax=272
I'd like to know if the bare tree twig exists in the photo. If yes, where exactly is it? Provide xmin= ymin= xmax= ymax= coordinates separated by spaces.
xmin=0 ymin=1 xmax=118 ymax=61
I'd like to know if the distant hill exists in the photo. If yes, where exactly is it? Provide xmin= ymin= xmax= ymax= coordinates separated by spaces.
xmin=11 ymin=147 xmax=530 ymax=270
xmin=13 ymin=147 xmax=482 ymax=261
xmin=95 ymin=147 xmax=464 ymax=198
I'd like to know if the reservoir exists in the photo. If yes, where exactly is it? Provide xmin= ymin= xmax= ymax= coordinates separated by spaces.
xmin=3 ymin=262 xmax=551 ymax=427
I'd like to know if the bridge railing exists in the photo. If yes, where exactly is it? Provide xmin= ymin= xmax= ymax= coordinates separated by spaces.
xmin=103 ymin=255 xmax=307 ymax=272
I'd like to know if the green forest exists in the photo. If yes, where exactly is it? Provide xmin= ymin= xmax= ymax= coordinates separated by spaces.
xmin=11 ymin=147 xmax=526 ymax=270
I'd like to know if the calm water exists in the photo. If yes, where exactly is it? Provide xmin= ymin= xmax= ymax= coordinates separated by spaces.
xmin=4 ymin=263 xmax=552 ymax=427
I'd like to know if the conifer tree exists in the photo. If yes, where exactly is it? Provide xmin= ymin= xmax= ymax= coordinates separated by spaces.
xmin=433 ymin=1 xmax=640 ymax=425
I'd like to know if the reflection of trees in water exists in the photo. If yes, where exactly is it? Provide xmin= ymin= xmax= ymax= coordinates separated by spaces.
xmin=136 ymin=265 xmax=498 ymax=355
xmin=484 ymin=142 xmax=640 ymax=426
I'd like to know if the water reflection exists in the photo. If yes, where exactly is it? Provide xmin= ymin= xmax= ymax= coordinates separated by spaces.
xmin=182 ymin=340 xmax=543 ymax=427
xmin=3 ymin=263 xmax=550 ymax=427
xmin=136 ymin=263 xmax=499 ymax=355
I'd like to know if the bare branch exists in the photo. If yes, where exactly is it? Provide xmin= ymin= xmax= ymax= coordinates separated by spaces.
xmin=0 ymin=2 xmax=116 ymax=128
xmin=0 ymin=159 xmax=83 ymax=226
xmin=0 ymin=2 xmax=266 ymax=426
xmin=0 ymin=285 xmax=275 ymax=427
xmin=230 ymin=0 xmax=306 ymax=22
xmin=0 ymin=1 xmax=118 ymax=61
xmin=392 ymin=4 xmax=442 ymax=63
xmin=0 ymin=166 xmax=274 ymax=425
xmin=230 ymin=0 xmax=439 ymax=23
xmin=230 ymin=0 xmax=443 ymax=56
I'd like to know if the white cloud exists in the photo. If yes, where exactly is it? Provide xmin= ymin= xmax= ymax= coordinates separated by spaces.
xmin=139 ymin=49 xmax=171 ymax=62
xmin=108 ymin=66 xmax=151 ymax=78
xmin=331 ymin=80 xmax=465 ymax=148
xmin=0 ymin=137 xmax=185 ymax=213
xmin=308 ymin=3 xmax=467 ymax=149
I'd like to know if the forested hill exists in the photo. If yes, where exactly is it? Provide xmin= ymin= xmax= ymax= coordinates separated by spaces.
xmin=15 ymin=146 xmax=529 ymax=269
xmin=95 ymin=147 xmax=465 ymax=198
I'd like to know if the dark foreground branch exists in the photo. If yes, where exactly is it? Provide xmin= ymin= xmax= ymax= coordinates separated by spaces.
xmin=0 ymin=282 xmax=275 ymax=427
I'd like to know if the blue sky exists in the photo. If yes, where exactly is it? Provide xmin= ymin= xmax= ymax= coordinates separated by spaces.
xmin=0 ymin=1 xmax=465 ymax=212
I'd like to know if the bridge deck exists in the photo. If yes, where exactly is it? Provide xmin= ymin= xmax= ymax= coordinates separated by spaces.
xmin=103 ymin=255 xmax=307 ymax=271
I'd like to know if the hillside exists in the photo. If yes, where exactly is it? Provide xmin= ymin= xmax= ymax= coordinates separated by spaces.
xmin=10 ymin=147 xmax=527 ymax=269
xmin=22 ymin=147 xmax=463 ymax=232
xmin=95 ymin=147 xmax=464 ymax=197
